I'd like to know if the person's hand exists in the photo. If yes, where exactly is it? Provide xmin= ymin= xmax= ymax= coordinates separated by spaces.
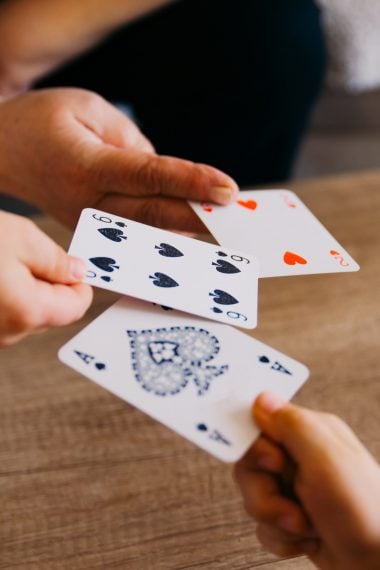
xmin=0 ymin=88 xmax=238 ymax=231
xmin=234 ymin=392 xmax=380 ymax=570
xmin=0 ymin=211 xmax=93 ymax=347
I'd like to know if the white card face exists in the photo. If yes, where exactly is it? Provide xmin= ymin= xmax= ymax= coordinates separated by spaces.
xmin=69 ymin=208 xmax=259 ymax=329
xmin=190 ymin=189 xmax=360 ymax=278
xmin=58 ymin=298 xmax=309 ymax=462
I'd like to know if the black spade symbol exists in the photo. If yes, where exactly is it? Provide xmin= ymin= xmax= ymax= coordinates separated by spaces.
xmin=217 ymin=251 xmax=228 ymax=257
xmin=90 ymin=257 xmax=119 ymax=272
xmin=115 ymin=221 xmax=127 ymax=228
xmin=212 ymin=260 xmax=241 ymax=274
xmin=155 ymin=243 xmax=184 ymax=258
xmin=98 ymin=227 xmax=127 ymax=242
xmin=259 ymin=356 xmax=270 ymax=364
xmin=209 ymin=289 xmax=238 ymax=305
xmin=149 ymin=272 xmax=179 ymax=288
xmin=95 ymin=362 xmax=106 ymax=370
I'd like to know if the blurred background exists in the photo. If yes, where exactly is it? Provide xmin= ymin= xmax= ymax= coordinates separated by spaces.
xmin=294 ymin=87 xmax=380 ymax=179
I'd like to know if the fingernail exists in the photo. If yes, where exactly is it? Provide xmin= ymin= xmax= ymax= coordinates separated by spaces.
xmin=278 ymin=515 xmax=299 ymax=534
xmin=69 ymin=256 xmax=86 ymax=280
xmin=257 ymin=391 xmax=286 ymax=416
xmin=210 ymin=186 xmax=236 ymax=205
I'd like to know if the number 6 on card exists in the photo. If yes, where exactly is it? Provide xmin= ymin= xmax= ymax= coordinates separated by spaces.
xmin=69 ymin=208 xmax=260 ymax=329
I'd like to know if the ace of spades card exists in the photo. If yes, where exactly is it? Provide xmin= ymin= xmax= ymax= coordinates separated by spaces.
xmin=68 ymin=208 xmax=260 ymax=329
xmin=59 ymin=299 xmax=309 ymax=462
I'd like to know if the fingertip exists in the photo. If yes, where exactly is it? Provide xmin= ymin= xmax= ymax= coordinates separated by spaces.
xmin=189 ymin=162 xmax=238 ymax=204
xmin=254 ymin=391 xmax=287 ymax=422
xmin=209 ymin=186 xmax=238 ymax=205
xmin=202 ymin=164 xmax=239 ymax=193
xmin=258 ymin=391 xmax=287 ymax=413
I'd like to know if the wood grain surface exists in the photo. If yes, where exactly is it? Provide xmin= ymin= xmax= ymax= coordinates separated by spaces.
xmin=1 ymin=171 xmax=379 ymax=569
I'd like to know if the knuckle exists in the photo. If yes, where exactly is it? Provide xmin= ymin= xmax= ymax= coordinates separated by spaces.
xmin=75 ymin=89 xmax=106 ymax=113
xmin=32 ymin=90 xmax=68 ymax=121
xmin=46 ymin=87 xmax=105 ymax=116
xmin=135 ymin=155 xmax=162 ymax=196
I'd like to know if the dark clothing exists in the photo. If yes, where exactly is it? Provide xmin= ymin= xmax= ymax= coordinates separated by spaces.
xmin=39 ymin=0 xmax=326 ymax=186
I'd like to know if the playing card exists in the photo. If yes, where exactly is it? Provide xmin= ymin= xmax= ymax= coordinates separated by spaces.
xmin=58 ymin=298 xmax=309 ymax=462
xmin=190 ymin=189 xmax=360 ymax=278
xmin=68 ymin=208 xmax=259 ymax=329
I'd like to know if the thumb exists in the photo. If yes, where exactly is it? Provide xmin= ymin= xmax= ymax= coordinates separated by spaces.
xmin=87 ymin=145 xmax=238 ymax=205
xmin=253 ymin=392 xmax=330 ymax=466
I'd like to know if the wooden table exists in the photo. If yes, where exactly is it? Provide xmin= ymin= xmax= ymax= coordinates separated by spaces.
xmin=1 ymin=171 xmax=380 ymax=570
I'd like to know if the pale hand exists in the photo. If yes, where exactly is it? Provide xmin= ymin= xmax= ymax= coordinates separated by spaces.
xmin=0 ymin=211 xmax=92 ymax=347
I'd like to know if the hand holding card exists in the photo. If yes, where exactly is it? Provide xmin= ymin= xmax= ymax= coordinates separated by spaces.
xmin=69 ymin=208 xmax=260 ymax=329
xmin=58 ymin=299 xmax=309 ymax=462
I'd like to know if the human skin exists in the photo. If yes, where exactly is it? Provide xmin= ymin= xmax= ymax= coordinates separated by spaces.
xmin=0 ymin=210 xmax=93 ymax=347
xmin=0 ymin=1 xmax=238 ymax=231
xmin=235 ymin=392 xmax=380 ymax=569
xmin=0 ymin=88 xmax=238 ymax=230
